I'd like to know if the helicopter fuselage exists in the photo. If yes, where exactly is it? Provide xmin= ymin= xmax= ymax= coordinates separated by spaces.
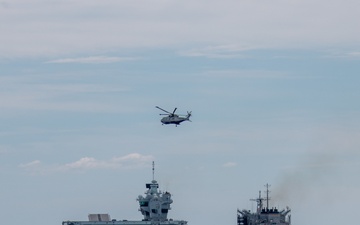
xmin=161 ymin=115 xmax=187 ymax=125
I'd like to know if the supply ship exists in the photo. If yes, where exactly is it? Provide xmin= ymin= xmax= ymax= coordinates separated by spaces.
xmin=237 ymin=184 xmax=291 ymax=225
xmin=62 ymin=162 xmax=187 ymax=225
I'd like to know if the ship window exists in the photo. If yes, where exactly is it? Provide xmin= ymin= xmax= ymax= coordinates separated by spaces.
xmin=140 ymin=201 xmax=149 ymax=206
xmin=152 ymin=209 xmax=158 ymax=213
xmin=161 ymin=209 xmax=168 ymax=213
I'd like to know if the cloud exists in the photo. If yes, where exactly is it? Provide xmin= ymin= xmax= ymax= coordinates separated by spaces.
xmin=347 ymin=52 xmax=360 ymax=58
xmin=179 ymin=45 xmax=259 ymax=59
xmin=201 ymin=69 xmax=294 ymax=79
xmin=46 ymin=56 xmax=138 ymax=64
xmin=222 ymin=162 xmax=237 ymax=167
xmin=324 ymin=50 xmax=360 ymax=59
xmin=19 ymin=160 xmax=41 ymax=168
xmin=1 ymin=0 xmax=360 ymax=58
xmin=0 ymin=78 xmax=133 ymax=114
xmin=0 ymin=145 xmax=10 ymax=154
xmin=61 ymin=153 xmax=154 ymax=170
xmin=19 ymin=160 xmax=43 ymax=175
xmin=0 ymin=2 xmax=9 ymax=9
xmin=19 ymin=153 xmax=155 ymax=174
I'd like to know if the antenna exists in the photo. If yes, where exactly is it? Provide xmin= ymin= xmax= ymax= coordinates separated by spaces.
xmin=152 ymin=161 xmax=155 ymax=181
xmin=264 ymin=183 xmax=271 ymax=209
xmin=250 ymin=190 xmax=265 ymax=213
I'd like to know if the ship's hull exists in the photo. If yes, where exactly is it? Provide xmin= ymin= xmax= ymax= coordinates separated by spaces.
xmin=63 ymin=220 xmax=187 ymax=225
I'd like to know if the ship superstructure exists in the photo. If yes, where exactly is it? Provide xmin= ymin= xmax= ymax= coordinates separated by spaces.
xmin=237 ymin=184 xmax=291 ymax=225
xmin=62 ymin=162 xmax=187 ymax=225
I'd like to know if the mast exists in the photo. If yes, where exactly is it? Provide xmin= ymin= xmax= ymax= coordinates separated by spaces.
xmin=250 ymin=191 xmax=265 ymax=213
xmin=152 ymin=161 xmax=155 ymax=181
xmin=264 ymin=183 xmax=271 ymax=209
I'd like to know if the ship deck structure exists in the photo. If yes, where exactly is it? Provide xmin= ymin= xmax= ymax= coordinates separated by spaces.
xmin=237 ymin=184 xmax=291 ymax=225
xmin=62 ymin=162 xmax=187 ymax=225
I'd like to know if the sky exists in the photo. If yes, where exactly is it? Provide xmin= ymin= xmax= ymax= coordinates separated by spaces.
xmin=1 ymin=0 xmax=360 ymax=225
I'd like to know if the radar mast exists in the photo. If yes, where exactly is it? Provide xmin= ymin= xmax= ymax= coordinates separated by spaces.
xmin=264 ymin=183 xmax=271 ymax=209
xmin=152 ymin=161 xmax=155 ymax=181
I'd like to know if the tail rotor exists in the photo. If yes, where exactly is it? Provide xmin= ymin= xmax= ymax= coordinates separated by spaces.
xmin=187 ymin=111 xmax=192 ymax=122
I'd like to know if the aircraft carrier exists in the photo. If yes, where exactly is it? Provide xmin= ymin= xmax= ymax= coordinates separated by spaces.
xmin=237 ymin=184 xmax=291 ymax=225
xmin=62 ymin=162 xmax=187 ymax=225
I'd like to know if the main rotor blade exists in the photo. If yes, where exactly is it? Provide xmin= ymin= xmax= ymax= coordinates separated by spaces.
xmin=172 ymin=107 xmax=177 ymax=114
xmin=156 ymin=106 xmax=172 ymax=114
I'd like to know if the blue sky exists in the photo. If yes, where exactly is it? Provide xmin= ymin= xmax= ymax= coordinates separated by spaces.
xmin=1 ymin=1 xmax=360 ymax=225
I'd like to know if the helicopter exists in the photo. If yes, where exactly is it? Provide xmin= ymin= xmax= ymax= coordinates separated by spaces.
xmin=156 ymin=106 xmax=192 ymax=126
